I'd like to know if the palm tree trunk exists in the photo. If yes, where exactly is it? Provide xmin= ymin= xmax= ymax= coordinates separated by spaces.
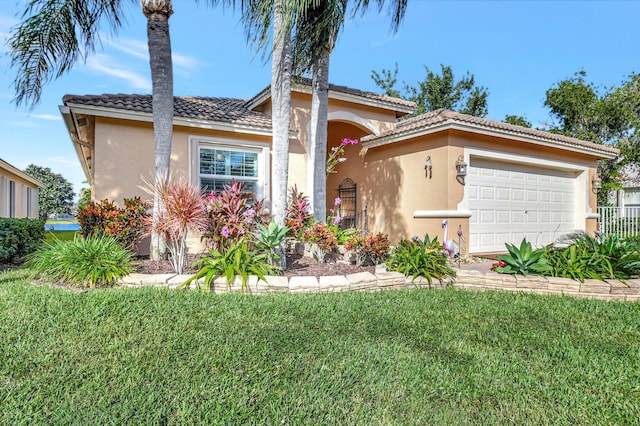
xmin=143 ymin=0 xmax=174 ymax=260
xmin=308 ymin=47 xmax=330 ymax=222
xmin=270 ymin=0 xmax=292 ymax=268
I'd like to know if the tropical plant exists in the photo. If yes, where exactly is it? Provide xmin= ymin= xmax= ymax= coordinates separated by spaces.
xmin=285 ymin=185 xmax=313 ymax=238
xmin=545 ymin=232 xmax=640 ymax=282
xmin=181 ymin=238 xmax=278 ymax=293
xmin=302 ymin=222 xmax=338 ymax=263
xmin=385 ymin=234 xmax=455 ymax=283
xmin=493 ymin=239 xmax=553 ymax=276
xmin=255 ymin=219 xmax=290 ymax=266
xmin=344 ymin=231 xmax=390 ymax=266
xmin=143 ymin=175 xmax=209 ymax=274
xmin=27 ymin=235 xmax=133 ymax=288
xmin=204 ymin=180 xmax=266 ymax=249
xmin=77 ymin=197 xmax=149 ymax=251
xmin=10 ymin=0 xmax=175 ymax=260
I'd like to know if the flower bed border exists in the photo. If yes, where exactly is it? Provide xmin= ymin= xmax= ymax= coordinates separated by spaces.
xmin=118 ymin=268 xmax=640 ymax=301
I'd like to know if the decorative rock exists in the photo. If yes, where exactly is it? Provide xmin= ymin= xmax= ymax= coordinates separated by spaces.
xmin=515 ymin=275 xmax=549 ymax=289
xmin=580 ymin=279 xmax=611 ymax=294
xmin=319 ymin=275 xmax=349 ymax=292
xmin=289 ymin=276 xmax=319 ymax=292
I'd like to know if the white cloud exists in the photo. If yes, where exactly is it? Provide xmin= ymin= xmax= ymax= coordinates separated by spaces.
xmin=104 ymin=37 xmax=149 ymax=61
xmin=85 ymin=54 xmax=151 ymax=91
xmin=32 ymin=114 xmax=61 ymax=121
xmin=104 ymin=35 xmax=201 ymax=75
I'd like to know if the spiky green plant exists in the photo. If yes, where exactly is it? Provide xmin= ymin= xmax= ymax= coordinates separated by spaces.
xmin=385 ymin=234 xmax=455 ymax=283
xmin=181 ymin=238 xmax=278 ymax=293
xmin=27 ymin=235 xmax=133 ymax=288
xmin=494 ymin=239 xmax=553 ymax=276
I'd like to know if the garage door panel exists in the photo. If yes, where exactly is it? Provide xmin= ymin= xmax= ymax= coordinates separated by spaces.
xmin=469 ymin=158 xmax=577 ymax=253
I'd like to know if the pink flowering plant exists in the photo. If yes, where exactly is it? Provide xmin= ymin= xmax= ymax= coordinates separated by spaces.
xmin=326 ymin=138 xmax=358 ymax=175
xmin=204 ymin=180 xmax=266 ymax=249
xmin=326 ymin=196 xmax=357 ymax=244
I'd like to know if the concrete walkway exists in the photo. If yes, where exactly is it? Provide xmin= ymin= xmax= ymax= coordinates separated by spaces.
xmin=119 ymin=264 xmax=640 ymax=302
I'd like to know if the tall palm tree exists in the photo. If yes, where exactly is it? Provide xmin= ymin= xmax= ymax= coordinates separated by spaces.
xmin=293 ymin=0 xmax=407 ymax=222
xmin=10 ymin=0 xmax=175 ymax=260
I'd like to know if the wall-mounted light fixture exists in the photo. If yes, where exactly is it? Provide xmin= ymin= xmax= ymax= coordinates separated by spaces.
xmin=424 ymin=156 xmax=432 ymax=179
xmin=455 ymin=155 xmax=468 ymax=184
xmin=592 ymin=173 xmax=602 ymax=192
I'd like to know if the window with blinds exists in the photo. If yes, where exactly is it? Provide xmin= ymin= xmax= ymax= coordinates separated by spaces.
xmin=194 ymin=139 xmax=268 ymax=201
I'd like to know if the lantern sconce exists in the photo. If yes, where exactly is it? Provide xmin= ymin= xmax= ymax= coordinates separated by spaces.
xmin=424 ymin=156 xmax=432 ymax=179
xmin=455 ymin=155 xmax=468 ymax=184
xmin=592 ymin=173 xmax=602 ymax=193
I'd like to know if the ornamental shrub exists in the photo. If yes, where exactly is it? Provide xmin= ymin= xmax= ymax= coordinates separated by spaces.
xmin=303 ymin=222 xmax=338 ymax=263
xmin=345 ymin=232 xmax=391 ymax=265
xmin=27 ymin=235 xmax=133 ymax=288
xmin=0 ymin=218 xmax=45 ymax=263
xmin=77 ymin=197 xmax=149 ymax=251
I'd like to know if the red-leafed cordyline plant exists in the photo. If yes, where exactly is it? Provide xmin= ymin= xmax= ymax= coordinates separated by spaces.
xmin=142 ymin=174 xmax=209 ymax=274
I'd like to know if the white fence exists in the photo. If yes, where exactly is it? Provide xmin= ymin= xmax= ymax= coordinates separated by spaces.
xmin=597 ymin=206 xmax=640 ymax=237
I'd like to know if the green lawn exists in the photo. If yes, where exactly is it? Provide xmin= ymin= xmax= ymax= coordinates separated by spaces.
xmin=1 ymin=269 xmax=639 ymax=425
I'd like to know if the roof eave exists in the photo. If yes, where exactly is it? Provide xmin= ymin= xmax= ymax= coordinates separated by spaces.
xmin=362 ymin=120 xmax=619 ymax=160
xmin=63 ymin=103 xmax=274 ymax=136
xmin=0 ymin=159 xmax=44 ymax=188
xmin=245 ymin=83 xmax=416 ymax=115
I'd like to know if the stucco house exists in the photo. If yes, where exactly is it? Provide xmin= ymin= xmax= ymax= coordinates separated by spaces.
xmin=0 ymin=159 xmax=43 ymax=219
xmin=59 ymin=80 xmax=618 ymax=255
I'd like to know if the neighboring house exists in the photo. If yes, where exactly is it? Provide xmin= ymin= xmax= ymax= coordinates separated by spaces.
xmin=59 ymin=80 xmax=617 ymax=255
xmin=0 ymin=158 xmax=43 ymax=219
xmin=609 ymin=163 xmax=640 ymax=208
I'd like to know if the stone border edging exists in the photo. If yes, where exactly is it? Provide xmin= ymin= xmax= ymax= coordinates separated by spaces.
xmin=119 ymin=268 xmax=640 ymax=301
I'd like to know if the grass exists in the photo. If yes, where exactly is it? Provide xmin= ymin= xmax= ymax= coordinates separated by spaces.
xmin=1 ymin=270 xmax=639 ymax=424
xmin=45 ymin=219 xmax=78 ymax=225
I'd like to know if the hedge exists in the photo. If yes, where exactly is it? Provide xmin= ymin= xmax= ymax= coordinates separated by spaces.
xmin=0 ymin=218 xmax=45 ymax=263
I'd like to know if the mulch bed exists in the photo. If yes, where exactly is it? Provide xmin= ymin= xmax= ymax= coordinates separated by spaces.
xmin=134 ymin=253 xmax=375 ymax=278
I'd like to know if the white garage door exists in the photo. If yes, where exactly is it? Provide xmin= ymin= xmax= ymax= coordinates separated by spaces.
xmin=468 ymin=158 xmax=577 ymax=253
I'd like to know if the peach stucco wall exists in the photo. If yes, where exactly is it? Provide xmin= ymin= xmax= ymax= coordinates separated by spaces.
xmin=329 ymin=129 xmax=603 ymax=253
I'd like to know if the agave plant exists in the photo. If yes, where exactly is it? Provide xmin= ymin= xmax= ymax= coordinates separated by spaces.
xmin=255 ymin=219 xmax=290 ymax=266
xmin=494 ymin=239 xmax=552 ymax=276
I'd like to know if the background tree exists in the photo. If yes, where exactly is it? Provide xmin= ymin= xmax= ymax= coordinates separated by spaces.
xmin=504 ymin=114 xmax=532 ymax=128
xmin=24 ymin=165 xmax=74 ymax=220
xmin=544 ymin=71 xmax=640 ymax=204
xmin=372 ymin=63 xmax=489 ymax=118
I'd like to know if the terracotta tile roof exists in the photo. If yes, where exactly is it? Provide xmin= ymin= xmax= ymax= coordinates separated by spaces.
xmin=62 ymin=94 xmax=272 ymax=129
xmin=246 ymin=76 xmax=416 ymax=111
xmin=362 ymin=109 xmax=619 ymax=157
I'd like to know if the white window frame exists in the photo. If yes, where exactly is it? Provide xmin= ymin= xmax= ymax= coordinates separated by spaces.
xmin=189 ymin=136 xmax=270 ymax=205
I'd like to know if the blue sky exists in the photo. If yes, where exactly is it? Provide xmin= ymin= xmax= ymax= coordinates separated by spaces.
xmin=0 ymin=0 xmax=639 ymax=199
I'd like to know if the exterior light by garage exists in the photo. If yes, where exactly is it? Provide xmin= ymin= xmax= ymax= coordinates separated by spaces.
xmin=455 ymin=155 xmax=467 ymax=184
xmin=424 ymin=156 xmax=432 ymax=179
xmin=592 ymin=173 xmax=602 ymax=191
